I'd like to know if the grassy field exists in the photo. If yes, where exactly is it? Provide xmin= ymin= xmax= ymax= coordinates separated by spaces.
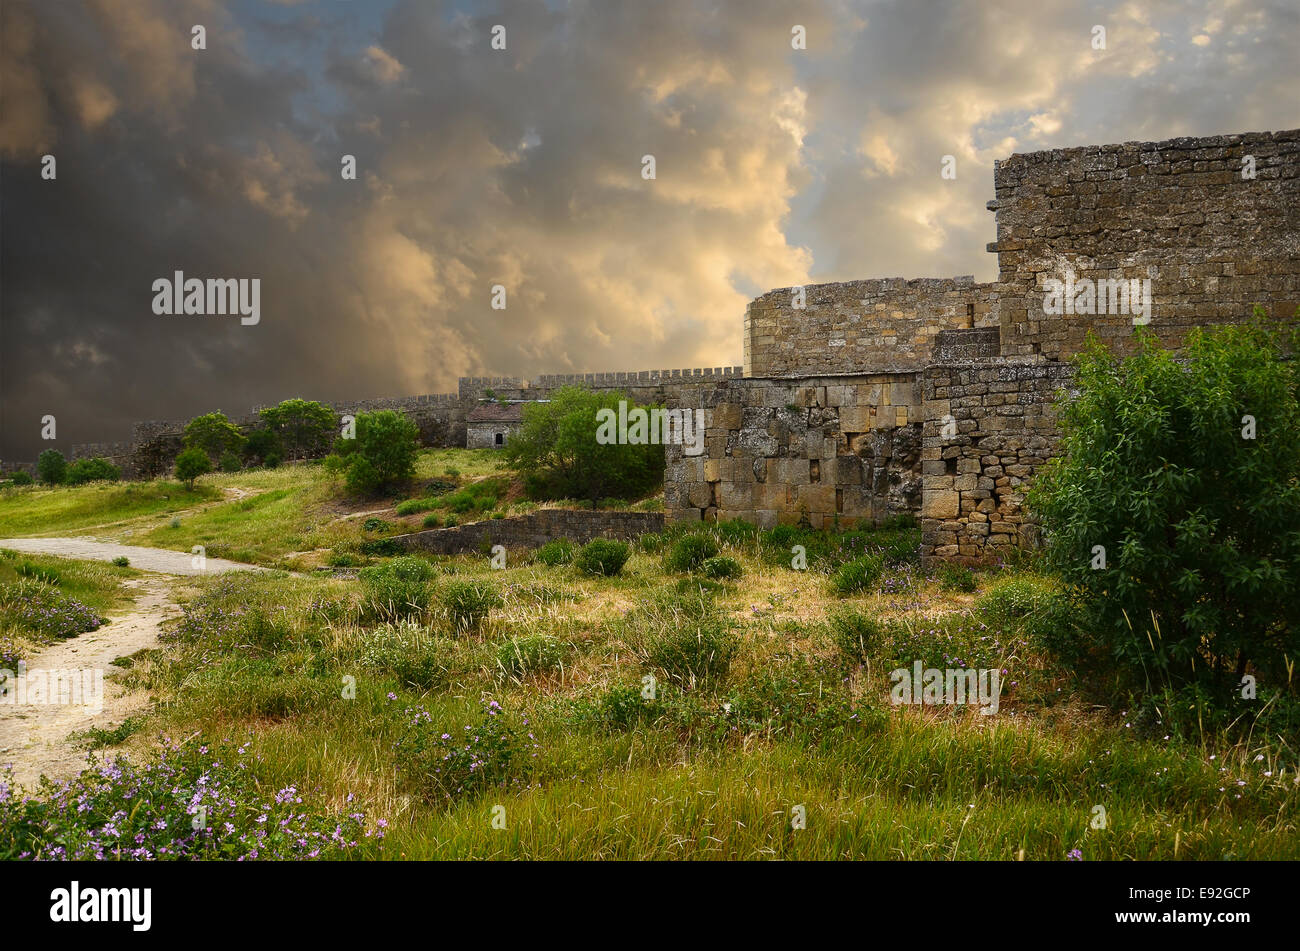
xmin=2 ymin=452 xmax=1295 ymax=860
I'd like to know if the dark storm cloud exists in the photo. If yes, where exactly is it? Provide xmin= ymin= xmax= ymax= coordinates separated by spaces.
xmin=2 ymin=0 xmax=1297 ymax=460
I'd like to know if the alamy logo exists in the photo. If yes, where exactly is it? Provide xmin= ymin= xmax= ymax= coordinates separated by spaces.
xmin=50 ymin=881 xmax=151 ymax=931
xmin=890 ymin=661 xmax=1001 ymax=715
xmin=0 ymin=662 xmax=103 ymax=714
xmin=1042 ymin=268 xmax=1151 ymax=325
xmin=152 ymin=271 xmax=260 ymax=325
xmin=595 ymin=401 xmax=705 ymax=455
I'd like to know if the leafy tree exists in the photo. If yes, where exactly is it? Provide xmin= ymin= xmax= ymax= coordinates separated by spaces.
xmin=259 ymin=399 xmax=337 ymax=460
xmin=242 ymin=427 xmax=283 ymax=468
xmin=65 ymin=457 xmax=121 ymax=485
xmin=1027 ymin=313 xmax=1300 ymax=702
xmin=503 ymin=386 xmax=664 ymax=506
xmin=331 ymin=409 xmax=418 ymax=496
xmin=184 ymin=412 xmax=246 ymax=463
xmin=37 ymin=449 xmax=67 ymax=485
xmin=174 ymin=447 xmax=213 ymax=490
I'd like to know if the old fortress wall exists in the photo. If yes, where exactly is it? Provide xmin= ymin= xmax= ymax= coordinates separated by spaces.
xmin=60 ymin=129 xmax=1298 ymax=564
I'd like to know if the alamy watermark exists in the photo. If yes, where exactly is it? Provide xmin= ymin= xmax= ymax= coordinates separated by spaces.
xmin=152 ymin=271 xmax=260 ymax=325
xmin=595 ymin=401 xmax=705 ymax=455
xmin=890 ymin=661 xmax=1001 ymax=715
xmin=1042 ymin=268 xmax=1151 ymax=325
xmin=1 ymin=662 xmax=104 ymax=714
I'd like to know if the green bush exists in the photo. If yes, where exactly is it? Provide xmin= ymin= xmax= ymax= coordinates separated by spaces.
xmin=700 ymin=555 xmax=742 ymax=580
xmin=830 ymin=553 xmax=885 ymax=596
xmin=575 ymin=539 xmax=631 ymax=576
xmin=828 ymin=608 xmax=884 ymax=665
xmin=358 ymin=538 xmax=402 ymax=557
xmin=441 ymin=579 xmax=503 ymax=634
xmin=574 ymin=683 xmax=652 ymax=731
xmin=6 ymin=471 xmax=33 ymax=486
xmin=1028 ymin=316 xmax=1300 ymax=703
xmin=241 ymin=427 xmax=282 ymax=468
xmin=976 ymin=575 xmax=1059 ymax=629
xmin=422 ymin=514 xmax=441 ymax=529
xmin=644 ymin=617 xmax=736 ymax=691
xmin=219 ymin=451 xmax=242 ymax=473
xmin=358 ymin=556 xmax=435 ymax=621
xmin=496 ymin=635 xmax=570 ymax=679
xmin=37 ymin=449 xmax=66 ymax=485
xmin=173 ymin=447 xmax=212 ymax=489
xmin=65 ymin=457 xmax=121 ymax=485
xmin=184 ymin=411 xmax=246 ymax=463
xmin=665 ymin=534 xmax=719 ymax=573
xmin=396 ymin=699 xmax=531 ymax=803
xmin=536 ymin=539 xmax=575 ymax=566
xmin=111 ymin=556 xmax=130 ymax=567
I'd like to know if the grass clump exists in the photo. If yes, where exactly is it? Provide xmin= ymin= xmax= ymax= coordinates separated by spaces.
xmin=830 ymin=553 xmax=885 ymax=596
xmin=358 ymin=556 xmax=436 ymax=622
xmin=535 ymin=539 xmax=575 ymax=566
xmin=664 ymin=534 xmax=719 ymax=573
xmin=441 ymin=579 xmax=503 ymax=634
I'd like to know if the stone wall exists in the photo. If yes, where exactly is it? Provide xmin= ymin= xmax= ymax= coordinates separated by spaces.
xmin=664 ymin=374 xmax=922 ymax=528
xmin=919 ymin=361 xmax=1073 ymax=565
xmin=744 ymin=277 xmax=999 ymax=378
xmin=992 ymin=129 xmax=1300 ymax=361
xmin=393 ymin=509 xmax=664 ymax=554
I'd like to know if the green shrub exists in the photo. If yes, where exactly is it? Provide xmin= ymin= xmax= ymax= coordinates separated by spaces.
xmin=37 ymin=449 xmax=66 ymax=485
xmin=441 ymin=579 xmax=503 ymax=634
xmin=65 ymin=457 xmax=121 ymax=485
xmin=830 ymin=553 xmax=885 ymax=596
xmin=496 ymin=635 xmax=570 ymax=679
xmin=575 ymin=539 xmax=630 ymax=576
xmin=358 ymin=556 xmax=435 ymax=621
xmin=362 ymin=517 xmax=389 ymax=532
xmin=700 ymin=555 xmax=742 ymax=580
xmin=665 ymin=534 xmax=719 ymax=573
xmin=828 ymin=608 xmax=884 ymax=665
xmin=1027 ymin=315 xmax=1300 ymax=703
xmin=259 ymin=398 xmax=337 ymax=461
xmin=111 ymin=556 xmax=130 ymax=567
xmin=358 ymin=621 xmax=448 ymax=689
xmin=536 ymin=539 xmax=575 ymax=566
xmin=6 ymin=471 xmax=34 ymax=486
xmin=358 ymin=538 xmax=402 ymax=557
xmin=422 ymin=514 xmax=441 ymax=529
xmin=976 ymin=576 xmax=1059 ymax=629
xmin=573 ymin=683 xmax=652 ymax=731
xmin=218 ymin=451 xmax=241 ymax=473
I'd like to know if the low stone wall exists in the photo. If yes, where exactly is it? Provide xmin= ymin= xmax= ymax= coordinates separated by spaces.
xmin=920 ymin=360 xmax=1073 ymax=565
xmin=664 ymin=374 xmax=922 ymax=529
xmin=392 ymin=509 xmax=664 ymax=555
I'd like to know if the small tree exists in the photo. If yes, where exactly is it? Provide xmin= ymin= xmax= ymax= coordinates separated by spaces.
xmin=503 ymin=386 xmax=664 ymax=506
xmin=331 ymin=409 xmax=418 ymax=496
xmin=174 ymin=447 xmax=213 ymax=490
xmin=184 ymin=412 xmax=246 ymax=463
xmin=259 ymin=398 xmax=337 ymax=460
xmin=1028 ymin=313 xmax=1300 ymax=702
xmin=37 ymin=449 xmax=67 ymax=485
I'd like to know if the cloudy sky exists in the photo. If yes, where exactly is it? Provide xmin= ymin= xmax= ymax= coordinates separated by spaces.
xmin=2 ymin=0 xmax=1297 ymax=459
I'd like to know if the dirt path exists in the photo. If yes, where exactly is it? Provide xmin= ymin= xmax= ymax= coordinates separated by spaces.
xmin=0 ymin=542 xmax=270 ymax=790
xmin=0 ymin=538 xmax=270 ymax=575
xmin=0 ymin=576 xmax=178 ymax=790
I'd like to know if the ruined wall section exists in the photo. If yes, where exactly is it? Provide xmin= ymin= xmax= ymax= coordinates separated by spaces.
xmin=992 ymin=129 xmax=1300 ymax=361
xmin=919 ymin=360 xmax=1072 ymax=565
xmin=744 ymin=277 xmax=999 ymax=378
xmin=663 ymin=374 xmax=922 ymax=528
